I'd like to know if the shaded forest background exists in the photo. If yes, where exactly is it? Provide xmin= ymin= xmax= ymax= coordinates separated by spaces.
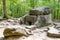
xmin=0 ymin=0 xmax=60 ymax=19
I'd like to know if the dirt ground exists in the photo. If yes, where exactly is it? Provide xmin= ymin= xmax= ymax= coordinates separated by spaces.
xmin=0 ymin=20 xmax=60 ymax=40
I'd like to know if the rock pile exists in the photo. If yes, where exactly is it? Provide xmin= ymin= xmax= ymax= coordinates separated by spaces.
xmin=20 ymin=6 xmax=52 ymax=27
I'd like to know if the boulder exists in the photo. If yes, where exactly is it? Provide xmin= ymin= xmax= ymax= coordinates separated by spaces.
xmin=47 ymin=27 xmax=60 ymax=38
xmin=3 ymin=28 xmax=28 ymax=37
xmin=19 ymin=14 xmax=29 ymax=24
xmin=40 ymin=14 xmax=52 ymax=24
xmin=20 ymin=15 xmax=37 ymax=25
xmin=23 ymin=15 xmax=37 ymax=25
xmin=34 ymin=15 xmax=51 ymax=27
xmin=29 ymin=6 xmax=52 ymax=15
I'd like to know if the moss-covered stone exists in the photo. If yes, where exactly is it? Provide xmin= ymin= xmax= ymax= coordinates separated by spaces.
xmin=29 ymin=7 xmax=52 ymax=15
xmin=3 ymin=28 xmax=28 ymax=37
xmin=24 ymin=15 xmax=37 ymax=25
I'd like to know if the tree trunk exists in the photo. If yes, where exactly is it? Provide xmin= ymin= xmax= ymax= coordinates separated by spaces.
xmin=54 ymin=0 xmax=56 ymax=19
xmin=2 ymin=0 xmax=8 ymax=19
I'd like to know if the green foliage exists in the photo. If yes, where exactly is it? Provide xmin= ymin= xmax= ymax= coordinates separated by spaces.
xmin=0 ymin=0 xmax=60 ymax=19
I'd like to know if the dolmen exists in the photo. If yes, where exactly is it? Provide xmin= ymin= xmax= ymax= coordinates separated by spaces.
xmin=3 ymin=6 xmax=52 ymax=37
xmin=20 ymin=6 xmax=52 ymax=27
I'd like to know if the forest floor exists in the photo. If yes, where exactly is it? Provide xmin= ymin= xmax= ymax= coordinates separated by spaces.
xmin=0 ymin=19 xmax=60 ymax=40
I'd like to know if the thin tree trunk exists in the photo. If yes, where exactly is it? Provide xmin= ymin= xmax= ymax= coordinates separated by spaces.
xmin=3 ymin=0 xmax=8 ymax=19
xmin=54 ymin=0 xmax=56 ymax=19
xmin=10 ymin=3 xmax=12 ymax=16
xmin=56 ymin=0 xmax=59 ymax=19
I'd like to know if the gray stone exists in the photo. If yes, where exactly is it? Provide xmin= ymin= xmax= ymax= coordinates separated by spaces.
xmin=23 ymin=15 xmax=37 ymax=25
xmin=47 ymin=27 xmax=60 ymax=38
xmin=19 ymin=14 xmax=29 ymax=24
xmin=34 ymin=15 xmax=52 ymax=27
xmin=19 ymin=6 xmax=52 ymax=27
xmin=29 ymin=6 xmax=52 ymax=15
xmin=19 ymin=14 xmax=52 ymax=27
xmin=53 ymin=23 xmax=60 ymax=30
xmin=3 ymin=28 xmax=28 ymax=37
xmin=40 ymin=14 xmax=52 ymax=24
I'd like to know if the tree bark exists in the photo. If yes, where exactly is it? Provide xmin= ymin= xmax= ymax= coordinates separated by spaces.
xmin=3 ymin=0 xmax=8 ymax=19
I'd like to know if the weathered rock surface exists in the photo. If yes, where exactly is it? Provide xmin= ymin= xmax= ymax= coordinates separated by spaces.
xmin=47 ymin=27 xmax=60 ymax=38
xmin=19 ymin=7 xmax=52 ymax=27
xmin=53 ymin=23 xmax=60 ymax=30
xmin=7 ymin=18 xmax=20 ymax=25
xmin=3 ymin=28 xmax=28 ymax=37
xmin=29 ymin=6 xmax=52 ymax=15
xmin=0 ymin=22 xmax=60 ymax=40
xmin=24 ymin=15 xmax=37 ymax=25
